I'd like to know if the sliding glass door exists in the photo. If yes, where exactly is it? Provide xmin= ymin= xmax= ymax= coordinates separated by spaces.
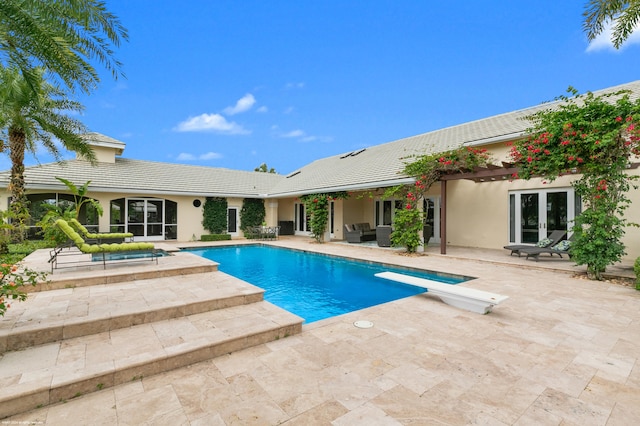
xmin=111 ymin=198 xmax=177 ymax=241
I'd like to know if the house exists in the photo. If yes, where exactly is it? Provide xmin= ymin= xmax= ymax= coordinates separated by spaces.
xmin=1 ymin=80 xmax=640 ymax=261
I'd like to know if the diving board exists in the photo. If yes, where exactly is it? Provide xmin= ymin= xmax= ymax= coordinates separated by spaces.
xmin=374 ymin=271 xmax=508 ymax=314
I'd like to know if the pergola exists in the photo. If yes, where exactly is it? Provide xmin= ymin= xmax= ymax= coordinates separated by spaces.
xmin=434 ymin=162 xmax=640 ymax=254
xmin=436 ymin=162 xmax=518 ymax=254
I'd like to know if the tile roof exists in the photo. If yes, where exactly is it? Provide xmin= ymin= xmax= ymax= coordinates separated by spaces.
xmin=267 ymin=80 xmax=640 ymax=196
xmin=1 ymin=80 xmax=639 ymax=199
xmin=0 ymin=158 xmax=283 ymax=197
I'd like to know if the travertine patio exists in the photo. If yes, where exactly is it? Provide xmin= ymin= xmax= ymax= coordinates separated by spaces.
xmin=3 ymin=237 xmax=640 ymax=425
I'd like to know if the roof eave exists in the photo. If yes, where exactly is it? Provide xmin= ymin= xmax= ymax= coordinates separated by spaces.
xmin=265 ymin=177 xmax=415 ymax=198
xmin=463 ymin=131 xmax=526 ymax=147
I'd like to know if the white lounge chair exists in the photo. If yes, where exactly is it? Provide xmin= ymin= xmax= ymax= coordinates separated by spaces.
xmin=374 ymin=271 xmax=508 ymax=314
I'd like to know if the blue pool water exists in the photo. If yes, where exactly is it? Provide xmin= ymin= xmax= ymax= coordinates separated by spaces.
xmin=186 ymin=245 xmax=469 ymax=323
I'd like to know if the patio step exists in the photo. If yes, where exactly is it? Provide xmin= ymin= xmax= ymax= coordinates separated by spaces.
xmin=0 ymin=271 xmax=264 ymax=353
xmin=24 ymin=250 xmax=219 ymax=293
xmin=0 ymin=271 xmax=303 ymax=419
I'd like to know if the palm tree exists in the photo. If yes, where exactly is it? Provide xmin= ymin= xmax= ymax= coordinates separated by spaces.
xmin=0 ymin=0 xmax=128 ymax=94
xmin=583 ymin=0 xmax=640 ymax=49
xmin=0 ymin=66 xmax=95 ymax=240
xmin=254 ymin=163 xmax=277 ymax=173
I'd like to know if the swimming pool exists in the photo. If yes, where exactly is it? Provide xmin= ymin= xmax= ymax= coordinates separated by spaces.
xmin=186 ymin=245 xmax=469 ymax=323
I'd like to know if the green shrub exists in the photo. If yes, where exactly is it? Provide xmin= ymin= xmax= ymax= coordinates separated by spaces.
xmin=202 ymin=198 xmax=228 ymax=234
xmin=299 ymin=192 xmax=349 ymax=242
xmin=240 ymin=199 xmax=265 ymax=232
xmin=634 ymin=257 xmax=640 ymax=290
xmin=200 ymin=234 xmax=232 ymax=242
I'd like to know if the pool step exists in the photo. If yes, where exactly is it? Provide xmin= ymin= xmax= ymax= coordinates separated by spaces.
xmin=0 ymin=270 xmax=304 ymax=419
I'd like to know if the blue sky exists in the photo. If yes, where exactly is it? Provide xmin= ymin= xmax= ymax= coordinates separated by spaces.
xmin=14 ymin=1 xmax=640 ymax=174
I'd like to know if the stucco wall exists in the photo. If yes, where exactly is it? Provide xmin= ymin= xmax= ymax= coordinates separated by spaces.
xmin=277 ymin=198 xmax=295 ymax=221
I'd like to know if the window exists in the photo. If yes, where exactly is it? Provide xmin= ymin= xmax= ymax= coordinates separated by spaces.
xmin=25 ymin=193 xmax=99 ymax=239
xmin=110 ymin=198 xmax=178 ymax=240
xmin=374 ymin=199 xmax=403 ymax=226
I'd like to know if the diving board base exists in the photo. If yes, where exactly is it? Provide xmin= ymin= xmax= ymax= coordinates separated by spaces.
xmin=374 ymin=271 xmax=508 ymax=314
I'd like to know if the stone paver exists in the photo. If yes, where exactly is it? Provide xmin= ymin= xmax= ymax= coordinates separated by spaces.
xmin=4 ymin=238 xmax=640 ymax=425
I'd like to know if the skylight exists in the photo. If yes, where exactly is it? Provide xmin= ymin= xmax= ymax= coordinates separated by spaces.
xmin=340 ymin=148 xmax=366 ymax=159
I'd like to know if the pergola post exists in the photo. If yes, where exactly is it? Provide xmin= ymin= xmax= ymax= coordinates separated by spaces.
xmin=440 ymin=179 xmax=447 ymax=255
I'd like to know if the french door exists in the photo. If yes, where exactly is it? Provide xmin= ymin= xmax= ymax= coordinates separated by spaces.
xmin=294 ymin=203 xmax=310 ymax=235
xmin=127 ymin=199 xmax=165 ymax=241
xmin=509 ymin=189 xmax=576 ymax=244
xmin=227 ymin=208 xmax=238 ymax=236
xmin=423 ymin=197 xmax=441 ymax=243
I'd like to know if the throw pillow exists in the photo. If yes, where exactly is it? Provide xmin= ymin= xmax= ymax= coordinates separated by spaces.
xmin=554 ymin=240 xmax=571 ymax=251
xmin=536 ymin=238 xmax=553 ymax=247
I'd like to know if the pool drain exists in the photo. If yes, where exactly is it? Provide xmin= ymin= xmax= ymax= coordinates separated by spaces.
xmin=353 ymin=320 xmax=374 ymax=329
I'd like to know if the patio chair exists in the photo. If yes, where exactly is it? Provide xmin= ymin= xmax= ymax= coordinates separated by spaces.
xmin=69 ymin=218 xmax=134 ymax=243
xmin=376 ymin=225 xmax=392 ymax=247
xmin=503 ymin=230 xmax=566 ymax=256
xmin=49 ymin=219 xmax=157 ymax=272
xmin=344 ymin=223 xmax=376 ymax=243
xmin=519 ymin=238 xmax=573 ymax=261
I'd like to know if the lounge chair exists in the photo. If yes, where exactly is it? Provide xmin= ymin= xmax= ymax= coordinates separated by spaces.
xmin=69 ymin=218 xmax=134 ymax=243
xmin=49 ymin=219 xmax=157 ymax=272
xmin=503 ymin=230 xmax=566 ymax=256
xmin=519 ymin=238 xmax=573 ymax=261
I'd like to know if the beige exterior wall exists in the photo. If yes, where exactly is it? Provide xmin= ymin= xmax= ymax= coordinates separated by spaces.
xmin=277 ymin=198 xmax=295 ymax=221
xmin=75 ymin=191 xmax=208 ymax=242
xmin=264 ymin=200 xmax=278 ymax=227
xmin=343 ymin=196 xmax=376 ymax=227
xmin=442 ymin=141 xmax=640 ymax=261
xmin=78 ymin=145 xmax=117 ymax=163
xmin=443 ymin=174 xmax=578 ymax=249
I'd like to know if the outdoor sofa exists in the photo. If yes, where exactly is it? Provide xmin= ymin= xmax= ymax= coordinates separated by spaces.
xmin=344 ymin=223 xmax=376 ymax=243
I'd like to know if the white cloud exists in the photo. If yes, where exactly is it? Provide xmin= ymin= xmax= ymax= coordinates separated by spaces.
xmin=281 ymin=129 xmax=305 ymax=138
xmin=174 ymin=113 xmax=250 ymax=134
xmin=586 ymin=19 xmax=640 ymax=52
xmin=256 ymin=106 xmax=268 ymax=113
xmin=223 ymin=93 xmax=256 ymax=115
xmin=285 ymin=82 xmax=305 ymax=89
xmin=176 ymin=152 xmax=222 ymax=161
xmin=200 ymin=152 xmax=223 ymax=160
xmin=176 ymin=153 xmax=196 ymax=160
xmin=274 ymin=128 xmax=331 ymax=143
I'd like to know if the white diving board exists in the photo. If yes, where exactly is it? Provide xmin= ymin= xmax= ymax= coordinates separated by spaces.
xmin=374 ymin=271 xmax=508 ymax=314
